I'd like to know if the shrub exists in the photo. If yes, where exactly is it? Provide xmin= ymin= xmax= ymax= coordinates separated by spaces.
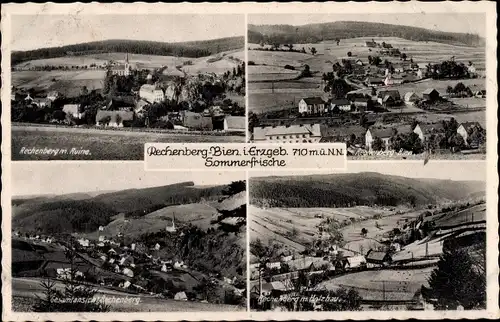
xmin=284 ymin=64 xmax=295 ymax=70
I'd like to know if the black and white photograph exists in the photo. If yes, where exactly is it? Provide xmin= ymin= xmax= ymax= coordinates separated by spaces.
xmin=249 ymin=162 xmax=486 ymax=311
xmin=10 ymin=14 xmax=246 ymax=160
xmin=10 ymin=163 xmax=247 ymax=312
xmin=247 ymin=13 xmax=487 ymax=160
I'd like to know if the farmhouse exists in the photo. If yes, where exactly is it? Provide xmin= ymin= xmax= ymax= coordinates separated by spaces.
xmin=46 ymin=91 xmax=60 ymax=101
xmin=365 ymin=77 xmax=385 ymax=87
xmin=457 ymin=122 xmax=483 ymax=146
xmin=33 ymin=98 xmax=51 ymax=108
xmin=365 ymin=127 xmax=393 ymax=151
xmin=352 ymin=97 xmax=372 ymax=111
xmin=422 ymin=88 xmax=440 ymax=102
xmin=413 ymin=123 xmax=445 ymax=142
xmin=95 ymin=110 xmax=134 ymax=127
xmin=62 ymin=104 xmax=85 ymax=119
xmin=329 ymin=99 xmax=351 ymax=112
xmin=298 ymin=97 xmax=326 ymax=115
xmin=139 ymin=84 xmax=165 ymax=103
xmin=253 ymin=124 xmax=324 ymax=143
xmin=366 ymin=249 xmax=392 ymax=266
xmin=342 ymin=255 xmax=367 ymax=269
xmin=365 ymin=40 xmax=377 ymax=48
xmin=181 ymin=111 xmax=213 ymax=130
xmin=404 ymin=92 xmax=419 ymax=104
xmin=223 ymin=116 xmax=245 ymax=132
xmin=377 ymin=90 xmax=401 ymax=104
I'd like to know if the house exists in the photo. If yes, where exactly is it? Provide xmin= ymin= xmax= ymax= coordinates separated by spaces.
xmin=266 ymin=261 xmax=281 ymax=270
xmin=139 ymin=83 xmax=164 ymax=103
xmin=355 ymin=59 xmax=364 ymax=66
xmin=47 ymin=91 xmax=60 ymax=101
xmin=33 ymin=98 xmax=51 ymax=108
xmin=24 ymin=94 xmax=34 ymax=102
xmin=223 ymin=116 xmax=245 ymax=132
xmin=119 ymin=256 xmax=134 ymax=266
xmin=121 ymin=280 xmax=131 ymax=289
xmin=251 ymin=281 xmax=294 ymax=296
xmin=181 ymin=111 xmax=213 ymax=130
xmin=99 ymin=235 xmax=105 ymax=242
xmin=474 ymin=89 xmax=486 ymax=98
xmin=366 ymin=249 xmax=392 ymax=266
xmin=298 ymin=97 xmax=326 ymax=115
xmin=404 ymin=92 xmax=419 ymax=104
xmin=365 ymin=40 xmax=377 ymax=48
xmin=77 ymin=238 xmax=90 ymax=247
xmin=457 ymin=122 xmax=483 ymax=146
xmin=352 ymin=97 xmax=372 ymax=111
xmin=342 ymin=255 xmax=367 ymax=269
xmin=416 ymin=69 xmax=424 ymax=79
xmin=329 ymin=99 xmax=351 ymax=112
xmin=413 ymin=123 xmax=445 ymax=142
xmin=154 ymin=243 xmax=161 ymax=251
xmin=108 ymin=248 xmax=117 ymax=255
xmin=62 ymin=104 xmax=85 ymax=119
xmin=98 ymin=226 xmax=105 ymax=231
xmin=365 ymin=77 xmax=385 ymax=87
xmin=253 ymin=124 xmax=324 ymax=143
xmin=174 ymin=291 xmax=188 ymax=301
xmin=422 ymin=88 xmax=440 ymax=102
xmin=95 ymin=110 xmax=134 ymax=127
xmin=365 ymin=127 xmax=393 ymax=151
xmin=174 ymin=261 xmax=184 ymax=269
xmin=122 ymin=267 xmax=134 ymax=277
xmin=111 ymin=53 xmax=134 ymax=76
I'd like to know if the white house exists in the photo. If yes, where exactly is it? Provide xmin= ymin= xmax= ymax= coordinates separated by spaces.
xmin=123 ymin=268 xmax=134 ymax=278
xmin=298 ymin=97 xmax=326 ymax=115
xmin=62 ymin=104 xmax=85 ymax=119
xmin=46 ymin=91 xmax=60 ymax=101
xmin=174 ymin=291 xmax=188 ymax=301
xmin=253 ymin=124 xmax=324 ymax=143
xmin=139 ymin=84 xmax=164 ymax=103
xmin=77 ymin=238 xmax=90 ymax=247
xmin=344 ymin=255 xmax=367 ymax=269
xmin=457 ymin=122 xmax=482 ymax=146
xmin=266 ymin=262 xmax=281 ymax=270
xmin=329 ymin=99 xmax=351 ymax=112
xmin=365 ymin=128 xmax=392 ymax=151
xmin=154 ymin=243 xmax=161 ymax=251
xmin=174 ymin=261 xmax=184 ymax=269
xmin=404 ymin=92 xmax=419 ymax=104
xmin=99 ymin=235 xmax=105 ymax=242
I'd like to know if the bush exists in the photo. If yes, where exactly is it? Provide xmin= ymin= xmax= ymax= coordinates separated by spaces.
xmin=284 ymin=64 xmax=295 ymax=70
xmin=247 ymin=61 xmax=256 ymax=66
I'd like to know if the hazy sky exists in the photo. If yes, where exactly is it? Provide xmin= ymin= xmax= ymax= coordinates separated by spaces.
xmin=11 ymin=14 xmax=245 ymax=51
xmin=249 ymin=13 xmax=486 ymax=38
xmin=12 ymin=163 xmax=246 ymax=196
xmin=252 ymin=161 xmax=486 ymax=182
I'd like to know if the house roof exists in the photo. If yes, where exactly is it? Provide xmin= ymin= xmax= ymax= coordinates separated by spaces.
xmin=366 ymin=77 xmax=384 ymax=83
xmin=225 ymin=116 xmax=245 ymax=130
xmin=96 ymin=110 xmax=134 ymax=122
xmin=377 ymin=89 xmax=401 ymax=99
xmin=368 ymin=127 xmax=393 ymax=139
xmin=353 ymin=97 xmax=370 ymax=103
xmin=253 ymin=124 xmax=323 ymax=140
xmin=330 ymin=99 xmax=351 ymax=106
xmin=346 ymin=255 xmax=366 ymax=265
xmin=383 ymin=95 xmax=395 ymax=103
xmin=418 ymin=123 xmax=445 ymax=134
xmin=366 ymin=250 xmax=389 ymax=262
xmin=302 ymin=97 xmax=325 ymax=105
xmin=460 ymin=122 xmax=482 ymax=132
xmin=422 ymin=88 xmax=439 ymax=95
xmin=404 ymin=92 xmax=419 ymax=101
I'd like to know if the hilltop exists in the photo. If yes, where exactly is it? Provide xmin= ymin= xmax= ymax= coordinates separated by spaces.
xmin=12 ymin=181 xmax=227 ymax=234
xmin=250 ymin=172 xmax=485 ymax=208
xmin=12 ymin=36 xmax=245 ymax=65
xmin=248 ymin=21 xmax=484 ymax=47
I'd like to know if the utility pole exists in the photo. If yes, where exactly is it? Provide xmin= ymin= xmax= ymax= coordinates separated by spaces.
xmin=425 ymin=242 xmax=428 ymax=257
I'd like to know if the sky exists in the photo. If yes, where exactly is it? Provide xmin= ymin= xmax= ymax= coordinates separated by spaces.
xmin=11 ymin=163 xmax=246 ymax=196
xmin=11 ymin=14 xmax=245 ymax=51
xmin=252 ymin=161 xmax=486 ymax=182
xmin=249 ymin=13 xmax=486 ymax=38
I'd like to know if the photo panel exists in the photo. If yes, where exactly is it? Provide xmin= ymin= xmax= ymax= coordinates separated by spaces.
xmin=248 ymin=162 xmax=487 ymax=312
xmin=10 ymin=14 xmax=246 ymax=161
xmin=247 ymin=13 xmax=487 ymax=161
xmin=9 ymin=163 xmax=247 ymax=312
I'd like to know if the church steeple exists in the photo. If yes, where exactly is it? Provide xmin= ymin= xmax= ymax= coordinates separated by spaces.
xmin=125 ymin=53 xmax=129 ymax=64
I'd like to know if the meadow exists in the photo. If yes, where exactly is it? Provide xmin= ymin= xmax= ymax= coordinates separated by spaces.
xmin=11 ymin=125 xmax=244 ymax=161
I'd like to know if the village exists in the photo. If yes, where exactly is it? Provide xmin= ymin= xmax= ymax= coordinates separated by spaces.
xmin=11 ymin=53 xmax=246 ymax=134
xmin=248 ymin=35 xmax=486 ymax=158
xmin=12 ymin=213 xmax=246 ymax=307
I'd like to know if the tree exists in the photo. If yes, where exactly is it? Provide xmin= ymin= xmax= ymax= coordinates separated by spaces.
xmin=401 ymin=53 xmax=407 ymax=61
xmin=422 ymin=248 xmax=485 ymax=309
xmin=347 ymin=51 xmax=352 ymax=57
xmin=371 ymin=137 xmax=385 ymax=151
xmin=310 ymin=47 xmax=317 ymax=55
xmin=286 ymin=44 xmax=294 ymax=51
xmin=361 ymin=228 xmax=368 ymax=237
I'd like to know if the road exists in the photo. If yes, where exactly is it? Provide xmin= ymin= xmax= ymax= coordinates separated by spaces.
xmin=12 ymin=277 xmax=245 ymax=312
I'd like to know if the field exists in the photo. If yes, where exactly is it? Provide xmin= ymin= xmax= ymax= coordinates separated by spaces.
xmin=318 ymin=267 xmax=434 ymax=301
xmin=182 ymin=50 xmax=244 ymax=75
xmin=249 ymin=205 xmax=392 ymax=252
xmin=12 ymin=70 xmax=105 ymax=98
xmin=11 ymin=125 xmax=244 ymax=161
xmin=248 ymin=37 xmax=485 ymax=113
xmin=12 ymin=278 xmax=244 ymax=312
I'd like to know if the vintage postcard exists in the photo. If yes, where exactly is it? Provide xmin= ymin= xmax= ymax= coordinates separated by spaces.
xmin=1 ymin=2 xmax=498 ymax=322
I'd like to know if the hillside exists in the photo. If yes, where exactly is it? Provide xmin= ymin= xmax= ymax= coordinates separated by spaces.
xmin=248 ymin=21 xmax=484 ymax=47
xmin=12 ymin=181 xmax=228 ymax=234
xmin=250 ymin=172 xmax=485 ymax=208
xmin=12 ymin=37 xmax=245 ymax=65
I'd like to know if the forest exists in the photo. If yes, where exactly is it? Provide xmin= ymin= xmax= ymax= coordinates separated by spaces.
xmin=248 ymin=21 xmax=484 ymax=47
xmin=11 ymin=36 xmax=244 ymax=65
